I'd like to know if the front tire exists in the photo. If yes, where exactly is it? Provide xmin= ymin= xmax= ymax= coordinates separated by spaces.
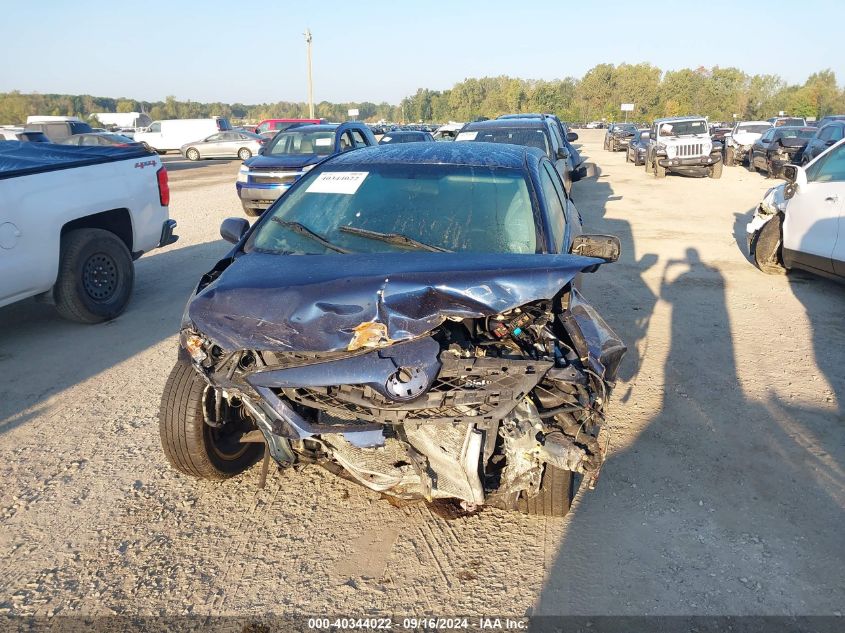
xmin=237 ymin=148 xmax=252 ymax=160
xmin=186 ymin=147 xmax=200 ymax=161
xmin=751 ymin=215 xmax=787 ymax=275
xmin=517 ymin=466 xmax=574 ymax=517
xmin=654 ymin=160 xmax=666 ymax=178
xmin=243 ymin=206 xmax=263 ymax=218
xmin=725 ymin=147 xmax=735 ymax=166
xmin=644 ymin=152 xmax=654 ymax=173
xmin=710 ymin=160 xmax=723 ymax=179
xmin=159 ymin=360 xmax=262 ymax=480
xmin=54 ymin=229 xmax=134 ymax=324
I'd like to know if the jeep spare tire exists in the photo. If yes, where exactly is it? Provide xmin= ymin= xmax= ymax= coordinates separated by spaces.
xmin=54 ymin=228 xmax=134 ymax=323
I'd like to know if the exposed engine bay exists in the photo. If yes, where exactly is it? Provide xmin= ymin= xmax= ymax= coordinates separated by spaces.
xmin=180 ymin=259 xmax=625 ymax=512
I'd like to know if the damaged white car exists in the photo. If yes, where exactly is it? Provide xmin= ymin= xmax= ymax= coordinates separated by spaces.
xmin=724 ymin=121 xmax=772 ymax=166
xmin=747 ymin=138 xmax=845 ymax=280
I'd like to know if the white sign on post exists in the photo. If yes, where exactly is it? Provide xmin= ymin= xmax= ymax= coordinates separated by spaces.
xmin=621 ymin=103 xmax=635 ymax=112
xmin=348 ymin=108 xmax=359 ymax=117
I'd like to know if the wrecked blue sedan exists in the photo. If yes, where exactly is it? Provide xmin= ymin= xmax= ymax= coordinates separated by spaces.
xmin=159 ymin=142 xmax=625 ymax=517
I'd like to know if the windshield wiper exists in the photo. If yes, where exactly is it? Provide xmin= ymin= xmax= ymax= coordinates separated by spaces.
xmin=270 ymin=219 xmax=351 ymax=254
xmin=339 ymin=226 xmax=451 ymax=252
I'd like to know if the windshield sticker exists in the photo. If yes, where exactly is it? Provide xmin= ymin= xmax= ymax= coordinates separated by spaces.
xmin=455 ymin=131 xmax=478 ymax=141
xmin=306 ymin=171 xmax=369 ymax=195
xmin=314 ymin=137 xmax=333 ymax=147
xmin=381 ymin=136 xmax=392 ymax=142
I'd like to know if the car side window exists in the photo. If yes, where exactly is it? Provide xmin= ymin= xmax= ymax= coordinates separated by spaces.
xmin=806 ymin=143 xmax=845 ymax=183
xmin=818 ymin=126 xmax=833 ymax=141
xmin=206 ymin=133 xmax=224 ymax=142
xmin=830 ymin=126 xmax=844 ymax=142
xmin=149 ymin=122 xmax=161 ymax=133
xmin=339 ymin=131 xmax=355 ymax=151
xmin=81 ymin=135 xmax=99 ymax=146
xmin=540 ymin=162 xmax=567 ymax=251
xmin=761 ymin=130 xmax=774 ymax=142
xmin=351 ymin=130 xmax=368 ymax=147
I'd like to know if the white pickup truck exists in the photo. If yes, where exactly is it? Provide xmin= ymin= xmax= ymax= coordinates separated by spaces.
xmin=0 ymin=141 xmax=178 ymax=323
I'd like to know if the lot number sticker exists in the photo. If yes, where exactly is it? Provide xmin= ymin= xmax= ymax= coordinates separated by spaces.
xmin=306 ymin=172 xmax=369 ymax=195
xmin=455 ymin=131 xmax=478 ymax=141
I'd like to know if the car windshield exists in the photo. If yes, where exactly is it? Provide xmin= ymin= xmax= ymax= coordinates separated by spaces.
xmin=775 ymin=129 xmax=815 ymax=139
xmin=617 ymin=124 xmax=638 ymax=133
xmin=737 ymin=124 xmax=770 ymax=134
xmin=659 ymin=120 xmax=708 ymax=136
xmin=463 ymin=127 xmax=549 ymax=154
xmin=247 ymin=164 xmax=537 ymax=255
xmin=265 ymin=129 xmax=336 ymax=156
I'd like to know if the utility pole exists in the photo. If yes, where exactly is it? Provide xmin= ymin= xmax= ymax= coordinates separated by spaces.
xmin=304 ymin=29 xmax=314 ymax=119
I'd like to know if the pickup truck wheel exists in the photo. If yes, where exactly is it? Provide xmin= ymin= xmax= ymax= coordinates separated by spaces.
xmin=516 ymin=465 xmax=574 ymax=517
xmin=725 ymin=147 xmax=735 ymax=166
xmin=710 ymin=161 xmax=723 ymax=179
xmin=243 ymin=207 xmax=263 ymax=217
xmin=54 ymin=229 xmax=134 ymax=324
xmin=159 ymin=360 xmax=262 ymax=480
xmin=654 ymin=160 xmax=666 ymax=178
xmin=237 ymin=148 xmax=252 ymax=160
xmin=186 ymin=148 xmax=200 ymax=161
xmin=644 ymin=152 xmax=654 ymax=173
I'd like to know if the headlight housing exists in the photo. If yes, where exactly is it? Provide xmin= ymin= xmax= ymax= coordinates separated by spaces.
xmin=237 ymin=167 xmax=249 ymax=183
xmin=180 ymin=329 xmax=208 ymax=363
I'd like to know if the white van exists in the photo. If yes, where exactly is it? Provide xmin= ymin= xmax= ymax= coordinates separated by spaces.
xmin=134 ymin=117 xmax=232 ymax=153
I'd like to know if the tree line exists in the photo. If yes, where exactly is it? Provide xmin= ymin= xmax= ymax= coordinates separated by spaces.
xmin=1 ymin=64 xmax=842 ymax=126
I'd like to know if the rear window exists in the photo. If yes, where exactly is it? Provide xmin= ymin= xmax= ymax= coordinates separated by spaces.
xmin=460 ymin=127 xmax=550 ymax=154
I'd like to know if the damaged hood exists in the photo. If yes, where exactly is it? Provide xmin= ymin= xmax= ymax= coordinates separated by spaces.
xmin=187 ymin=252 xmax=603 ymax=352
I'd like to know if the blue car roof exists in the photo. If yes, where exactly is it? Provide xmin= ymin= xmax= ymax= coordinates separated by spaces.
xmin=321 ymin=141 xmax=542 ymax=169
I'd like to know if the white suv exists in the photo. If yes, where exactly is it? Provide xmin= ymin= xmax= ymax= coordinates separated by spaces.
xmin=645 ymin=116 xmax=723 ymax=178
xmin=747 ymin=138 xmax=845 ymax=281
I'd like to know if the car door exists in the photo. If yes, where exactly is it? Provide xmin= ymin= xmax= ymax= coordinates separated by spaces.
xmin=782 ymin=141 xmax=845 ymax=275
xmin=218 ymin=132 xmax=242 ymax=157
xmin=202 ymin=133 xmax=225 ymax=156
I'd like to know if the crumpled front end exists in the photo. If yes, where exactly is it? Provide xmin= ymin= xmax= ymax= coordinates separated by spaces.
xmin=747 ymin=183 xmax=786 ymax=248
xmin=180 ymin=253 xmax=625 ymax=509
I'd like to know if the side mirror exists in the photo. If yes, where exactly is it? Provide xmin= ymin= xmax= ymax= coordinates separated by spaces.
xmin=781 ymin=164 xmax=807 ymax=199
xmin=570 ymin=234 xmax=621 ymax=263
xmin=257 ymin=146 xmax=265 ymax=155
xmin=556 ymin=148 xmax=569 ymax=160
xmin=220 ymin=217 xmax=250 ymax=244
xmin=566 ymin=132 xmax=578 ymax=142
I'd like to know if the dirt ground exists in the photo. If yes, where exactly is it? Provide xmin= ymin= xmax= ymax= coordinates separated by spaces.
xmin=0 ymin=130 xmax=842 ymax=622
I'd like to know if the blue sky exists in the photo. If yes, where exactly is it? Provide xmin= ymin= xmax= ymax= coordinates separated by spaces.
xmin=2 ymin=0 xmax=843 ymax=104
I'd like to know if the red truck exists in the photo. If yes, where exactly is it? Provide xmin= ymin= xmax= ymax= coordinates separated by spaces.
xmin=254 ymin=118 xmax=325 ymax=137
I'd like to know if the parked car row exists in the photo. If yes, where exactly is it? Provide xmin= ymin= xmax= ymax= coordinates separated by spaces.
xmin=607 ymin=116 xmax=725 ymax=179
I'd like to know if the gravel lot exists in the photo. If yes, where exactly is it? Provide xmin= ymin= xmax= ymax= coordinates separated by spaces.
xmin=0 ymin=130 xmax=842 ymax=622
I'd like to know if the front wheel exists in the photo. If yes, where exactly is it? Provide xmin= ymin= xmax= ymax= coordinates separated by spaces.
xmin=751 ymin=215 xmax=787 ymax=275
xmin=237 ymin=147 xmax=252 ymax=160
xmin=53 ymin=228 xmax=134 ymax=323
xmin=725 ymin=147 xmax=735 ymax=166
xmin=654 ymin=160 xmax=666 ymax=178
xmin=186 ymin=147 xmax=200 ymax=161
xmin=644 ymin=152 xmax=654 ymax=173
xmin=517 ymin=465 xmax=574 ymax=517
xmin=159 ymin=361 xmax=262 ymax=480
xmin=710 ymin=160 xmax=723 ymax=179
